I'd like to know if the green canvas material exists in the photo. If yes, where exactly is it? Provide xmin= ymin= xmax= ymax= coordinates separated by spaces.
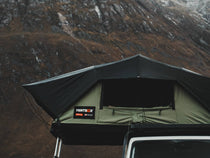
xmin=174 ymin=84 xmax=210 ymax=124
xmin=59 ymin=83 xmax=102 ymax=124
xmin=59 ymin=83 xmax=210 ymax=125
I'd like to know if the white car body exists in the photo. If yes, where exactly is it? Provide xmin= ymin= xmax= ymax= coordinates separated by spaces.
xmin=126 ymin=136 xmax=210 ymax=158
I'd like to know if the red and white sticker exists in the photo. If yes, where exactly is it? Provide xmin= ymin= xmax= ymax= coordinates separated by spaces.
xmin=74 ymin=106 xmax=95 ymax=119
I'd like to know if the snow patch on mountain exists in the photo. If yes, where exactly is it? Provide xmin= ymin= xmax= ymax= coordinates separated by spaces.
xmin=158 ymin=0 xmax=210 ymax=22
xmin=95 ymin=5 xmax=102 ymax=19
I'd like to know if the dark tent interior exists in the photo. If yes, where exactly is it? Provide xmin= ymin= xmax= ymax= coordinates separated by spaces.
xmin=101 ymin=79 xmax=175 ymax=108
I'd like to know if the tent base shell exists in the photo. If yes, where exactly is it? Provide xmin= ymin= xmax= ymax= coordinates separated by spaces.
xmin=51 ymin=123 xmax=128 ymax=145
xmin=51 ymin=123 xmax=210 ymax=145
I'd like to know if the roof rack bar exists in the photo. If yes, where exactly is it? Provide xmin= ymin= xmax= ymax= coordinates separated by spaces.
xmin=131 ymin=123 xmax=210 ymax=129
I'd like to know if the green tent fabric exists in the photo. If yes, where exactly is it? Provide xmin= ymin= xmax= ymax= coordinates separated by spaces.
xmin=58 ymin=83 xmax=210 ymax=125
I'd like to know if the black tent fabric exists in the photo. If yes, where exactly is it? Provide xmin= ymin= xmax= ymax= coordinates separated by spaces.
xmin=23 ymin=54 xmax=210 ymax=119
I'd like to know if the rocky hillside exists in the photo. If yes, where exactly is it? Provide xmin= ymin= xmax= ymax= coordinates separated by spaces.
xmin=0 ymin=0 xmax=210 ymax=158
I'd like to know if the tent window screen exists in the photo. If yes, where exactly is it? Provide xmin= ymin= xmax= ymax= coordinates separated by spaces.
xmin=101 ymin=79 xmax=174 ymax=108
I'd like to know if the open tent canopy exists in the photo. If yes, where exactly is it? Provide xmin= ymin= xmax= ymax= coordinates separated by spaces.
xmin=23 ymin=54 xmax=210 ymax=145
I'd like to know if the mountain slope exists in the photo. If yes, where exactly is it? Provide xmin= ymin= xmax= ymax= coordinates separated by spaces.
xmin=0 ymin=0 xmax=210 ymax=158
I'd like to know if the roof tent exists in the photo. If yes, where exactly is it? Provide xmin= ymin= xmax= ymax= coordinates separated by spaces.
xmin=23 ymin=54 xmax=210 ymax=145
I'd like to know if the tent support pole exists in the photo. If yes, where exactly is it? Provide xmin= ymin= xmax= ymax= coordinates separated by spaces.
xmin=53 ymin=137 xmax=62 ymax=158
xmin=57 ymin=139 xmax=62 ymax=158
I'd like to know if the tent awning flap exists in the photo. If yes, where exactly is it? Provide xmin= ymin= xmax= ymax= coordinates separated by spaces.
xmin=23 ymin=54 xmax=210 ymax=119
